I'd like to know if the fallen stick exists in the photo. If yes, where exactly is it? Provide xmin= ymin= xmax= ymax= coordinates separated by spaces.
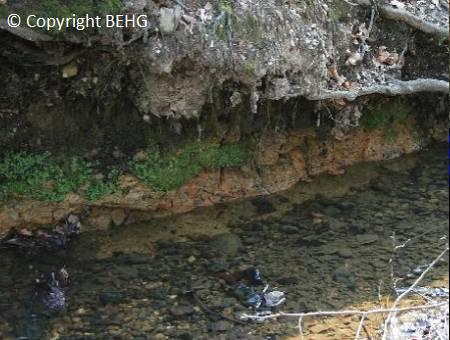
xmin=241 ymin=301 xmax=448 ymax=321
xmin=304 ymin=79 xmax=449 ymax=101
xmin=381 ymin=246 xmax=449 ymax=340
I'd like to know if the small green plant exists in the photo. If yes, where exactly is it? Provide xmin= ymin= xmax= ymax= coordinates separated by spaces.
xmin=219 ymin=0 xmax=233 ymax=15
xmin=0 ymin=152 xmax=92 ymax=201
xmin=215 ymin=0 xmax=238 ymax=41
xmin=85 ymin=169 xmax=122 ymax=201
xmin=243 ymin=61 xmax=257 ymax=76
xmin=130 ymin=142 xmax=247 ymax=192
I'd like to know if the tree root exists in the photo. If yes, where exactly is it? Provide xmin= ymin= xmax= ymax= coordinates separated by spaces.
xmin=354 ymin=0 xmax=448 ymax=37
xmin=0 ymin=19 xmax=100 ymax=45
xmin=0 ymin=19 xmax=54 ymax=42
xmin=305 ymin=79 xmax=449 ymax=101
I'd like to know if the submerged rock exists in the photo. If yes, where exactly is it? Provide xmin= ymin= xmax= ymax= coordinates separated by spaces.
xmin=99 ymin=291 xmax=126 ymax=305
xmin=356 ymin=233 xmax=379 ymax=245
xmin=207 ymin=233 xmax=242 ymax=257
xmin=333 ymin=267 xmax=356 ymax=289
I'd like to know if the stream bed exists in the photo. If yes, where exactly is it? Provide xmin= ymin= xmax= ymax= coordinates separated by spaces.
xmin=0 ymin=144 xmax=448 ymax=340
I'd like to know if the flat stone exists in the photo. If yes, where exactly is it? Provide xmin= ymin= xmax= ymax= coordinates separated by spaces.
xmin=250 ymin=197 xmax=276 ymax=214
xmin=207 ymin=233 xmax=242 ymax=257
xmin=356 ymin=233 xmax=379 ymax=245
xmin=209 ymin=320 xmax=232 ymax=332
xmin=333 ymin=267 xmax=356 ymax=289
xmin=169 ymin=305 xmax=194 ymax=317
xmin=99 ymin=291 xmax=125 ymax=305
xmin=337 ymin=248 xmax=353 ymax=258
xmin=323 ymin=206 xmax=342 ymax=217
xmin=279 ymin=224 xmax=299 ymax=234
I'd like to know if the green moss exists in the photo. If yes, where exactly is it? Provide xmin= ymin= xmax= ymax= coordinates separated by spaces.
xmin=0 ymin=152 xmax=92 ymax=202
xmin=215 ymin=23 xmax=227 ymax=40
xmin=361 ymin=110 xmax=391 ymax=131
xmin=22 ymin=0 xmax=122 ymax=17
xmin=130 ymin=141 xmax=248 ymax=192
xmin=215 ymin=0 xmax=239 ymax=41
xmin=219 ymin=0 xmax=233 ymax=15
xmin=243 ymin=61 xmax=257 ymax=76
xmin=15 ymin=0 xmax=122 ymax=34
xmin=361 ymin=99 xmax=412 ymax=131
xmin=0 ymin=5 xmax=9 ymax=18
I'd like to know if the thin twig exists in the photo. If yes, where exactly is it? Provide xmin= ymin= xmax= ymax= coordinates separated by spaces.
xmin=355 ymin=313 xmax=367 ymax=340
xmin=298 ymin=316 xmax=305 ymax=340
xmin=382 ymin=246 xmax=449 ymax=339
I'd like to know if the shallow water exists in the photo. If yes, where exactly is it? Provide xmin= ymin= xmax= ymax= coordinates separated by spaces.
xmin=0 ymin=144 xmax=448 ymax=340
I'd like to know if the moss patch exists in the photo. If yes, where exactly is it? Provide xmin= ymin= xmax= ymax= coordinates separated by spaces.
xmin=2 ymin=0 xmax=122 ymax=33
xmin=130 ymin=141 xmax=248 ymax=192
xmin=0 ymin=4 xmax=8 ymax=18
xmin=23 ymin=0 xmax=122 ymax=17
xmin=361 ymin=99 xmax=413 ymax=131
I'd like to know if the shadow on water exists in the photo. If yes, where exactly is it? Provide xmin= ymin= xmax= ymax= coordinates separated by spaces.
xmin=0 ymin=144 xmax=448 ymax=339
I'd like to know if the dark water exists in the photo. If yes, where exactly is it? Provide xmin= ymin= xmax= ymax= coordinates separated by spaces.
xmin=0 ymin=145 xmax=448 ymax=339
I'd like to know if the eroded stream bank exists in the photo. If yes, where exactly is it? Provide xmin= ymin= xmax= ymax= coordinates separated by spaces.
xmin=0 ymin=143 xmax=448 ymax=339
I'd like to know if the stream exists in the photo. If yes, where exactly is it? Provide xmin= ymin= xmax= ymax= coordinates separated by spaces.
xmin=0 ymin=144 xmax=448 ymax=340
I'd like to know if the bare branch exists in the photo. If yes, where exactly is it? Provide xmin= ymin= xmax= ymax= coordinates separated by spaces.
xmin=305 ymin=79 xmax=449 ymax=101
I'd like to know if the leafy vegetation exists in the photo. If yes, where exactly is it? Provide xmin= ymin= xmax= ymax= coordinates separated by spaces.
xmin=0 ymin=152 xmax=92 ymax=201
xmin=218 ymin=0 xmax=233 ymax=15
xmin=130 ymin=141 xmax=248 ymax=192
xmin=85 ymin=169 xmax=122 ymax=201
xmin=23 ymin=0 xmax=122 ymax=18
xmin=0 ymin=142 xmax=248 ymax=201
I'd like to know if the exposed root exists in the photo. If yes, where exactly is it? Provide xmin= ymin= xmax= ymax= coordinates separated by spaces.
xmin=0 ymin=19 xmax=54 ymax=42
xmin=306 ymin=79 xmax=449 ymax=101
xmin=354 ymin=0 xmax=449 ymax=37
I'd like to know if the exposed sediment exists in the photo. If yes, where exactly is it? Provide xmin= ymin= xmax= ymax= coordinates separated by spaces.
xmin=0 ymin=0 xmax=448 ymax=232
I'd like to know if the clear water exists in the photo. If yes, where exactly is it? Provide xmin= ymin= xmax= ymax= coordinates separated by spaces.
xmin=0 ymin=144 xmax=448 ymax=339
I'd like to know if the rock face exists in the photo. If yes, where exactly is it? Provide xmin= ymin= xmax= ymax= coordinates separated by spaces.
xmin=0 ymin=112 xmax=446 ymax=235
xmin=0 ymin=1 xmax=448 ymax=232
